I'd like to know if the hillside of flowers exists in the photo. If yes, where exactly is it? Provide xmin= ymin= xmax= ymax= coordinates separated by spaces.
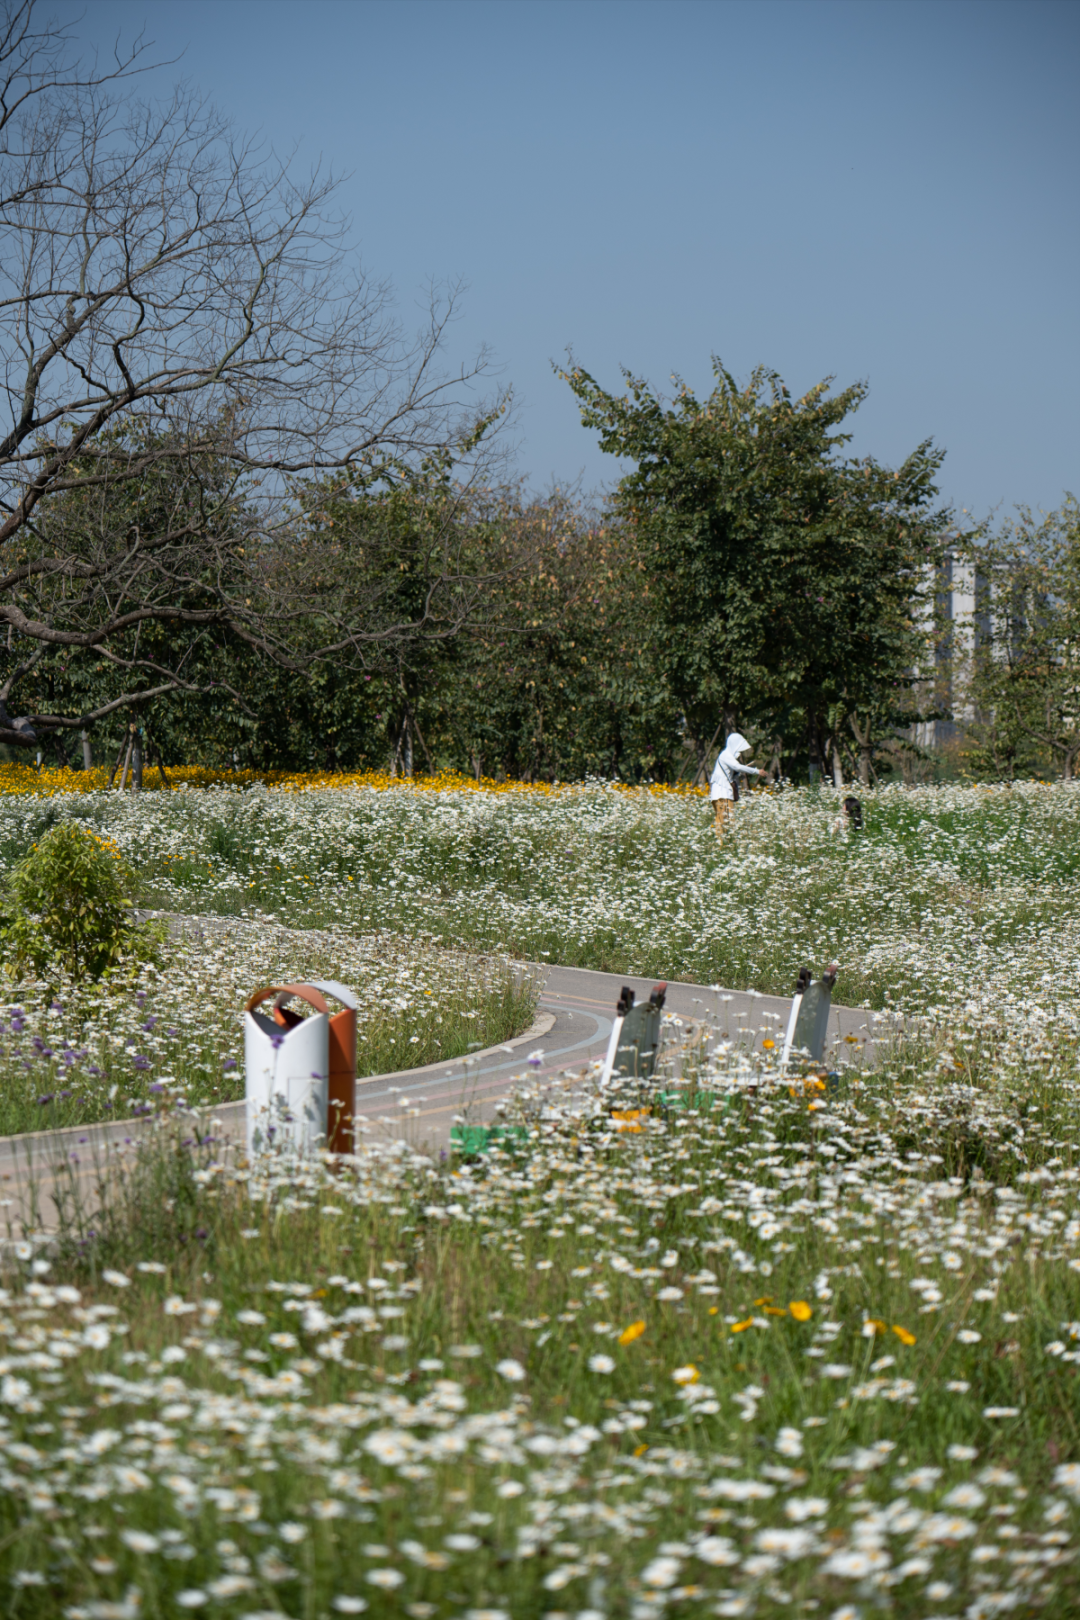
xmin=0 ymin=775 xmax=1076 ymax=1615
xmin=1 ymin=770 xmax=1077 ymax=1025
xmin=1 ymin=1023 xmax=1078 ymax=1620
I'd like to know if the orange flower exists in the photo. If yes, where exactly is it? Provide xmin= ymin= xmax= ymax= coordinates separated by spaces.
xmin=892 ymin=1324 xmax=917 ymax=1346
xmin=611 ymin=1108 xmax=649 ymax=1133
xmin=730 ymin=1318 xmax=754 ymax=1334
xmin=762 ymin=1038 xmax=775 ymax=1050
xmin=619 ymin=1320 xmax=646 ymax=1345
xmin=863 ymin=1318 xmax=888 ymax=1336
xmin=789 ymin=1301 xmax=813 ymax=1322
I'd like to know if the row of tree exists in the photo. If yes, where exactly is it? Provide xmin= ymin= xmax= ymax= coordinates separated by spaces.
xmin=0 ymin=2 xmax=1073 ymax=786
xmin=8 ymin=374 xmax=1076 ymax=787
xmin=5 ymin=359 xmax=961 ymax=785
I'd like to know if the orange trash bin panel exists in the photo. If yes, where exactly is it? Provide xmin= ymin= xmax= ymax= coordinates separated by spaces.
xmin=309 ymin=979 xmax=358 ymax=1156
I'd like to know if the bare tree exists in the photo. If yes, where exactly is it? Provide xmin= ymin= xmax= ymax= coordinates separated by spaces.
xmin=0 ymin=1 xmax=501 ymax=748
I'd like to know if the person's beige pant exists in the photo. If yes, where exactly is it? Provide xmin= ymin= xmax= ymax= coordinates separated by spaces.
xmin=713 ymin=798 xmax=734 ymax=836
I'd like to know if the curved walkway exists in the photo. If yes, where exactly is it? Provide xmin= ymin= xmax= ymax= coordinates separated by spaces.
xmin=0 ymin=962 xmax=884 ymax=1231
xmin=352 ymin=962 xmax=880 ymax=1145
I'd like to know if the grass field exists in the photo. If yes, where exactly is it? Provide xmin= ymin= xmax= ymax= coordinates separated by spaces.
xmin=0 ymin=774 xmax=1078 ymax=1618
xmin=0 ymin=773 xmax=1077 ymax=1130
xmin=1 ymin=1018 xmax=1078 ymax=1619
xmin=3 ymin=770 xmax=1077 ymax=1015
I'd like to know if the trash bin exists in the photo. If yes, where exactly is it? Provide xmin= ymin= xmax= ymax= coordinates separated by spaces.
xmin=244 ymin=979 xmax=358 ymax=1157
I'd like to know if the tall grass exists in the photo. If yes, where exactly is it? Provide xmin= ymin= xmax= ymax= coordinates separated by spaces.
xmin=2 ymin=1005 xmax=1079 ymax=1617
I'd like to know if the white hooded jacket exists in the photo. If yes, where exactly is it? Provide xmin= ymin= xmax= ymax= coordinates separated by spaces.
xmin=709 ymin=733 xmax=760 ymax=802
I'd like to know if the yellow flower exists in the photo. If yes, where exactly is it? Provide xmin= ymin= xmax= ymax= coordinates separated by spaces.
xmin=708 ymin=1306 xmax=719 ymax=1315
xmin=730 ymin=1318 xmax=754 ymax=1334
xmin=619 ymin=1320 xmax=646 ymax=1345
xmin=789 ymin=1301 xmax=813 ymax=1322
xmin=863 ymin=1318 xmax=888 ymax=1336
xmin=633 ymin=1443 xmax=648 ymax=1456
xmin=892 ymin=1324 xmax=917 ymax=1346
xmin=762 ymin=1038 xmax=775 ymax=1050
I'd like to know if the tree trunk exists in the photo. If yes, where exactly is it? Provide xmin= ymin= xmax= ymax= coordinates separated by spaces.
xmin=808 ymin=713 xmax=821 ymax=784
xmin=107 ymin=735 xmax=128 ymax=790
xmin=408 ymin=708 xmax=434 ymax=774
xmin=81 ymin=730 xmax=92 ymax=771
xmin=691 ymin=718 xmax=727 ymax=789
xmin=848 ymin=712 xmax=874 ymax=787
xmin=152 ymin=742 xmax=173 ymax=789
xmin=829 ymin=735 xmax=844 ymax=789
xmin=117 ymin=730 xmax=134 ymax=792
xmin=390 ymin=715 xmax=408 ymax=777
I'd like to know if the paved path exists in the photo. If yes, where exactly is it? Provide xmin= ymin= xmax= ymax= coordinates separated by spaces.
xmin=351 ymin=963 xmax=880 ymax=1148
xmin=0 ymin=962 xmax=885 ymax=1232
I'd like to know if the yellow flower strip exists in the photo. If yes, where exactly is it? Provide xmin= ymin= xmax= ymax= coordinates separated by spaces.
xmin=0 ymin=762 xmax=711 ymax=799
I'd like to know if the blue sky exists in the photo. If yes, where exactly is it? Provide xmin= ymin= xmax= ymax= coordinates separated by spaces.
xmin=61 ymin=0 xmax=1078 ymax=519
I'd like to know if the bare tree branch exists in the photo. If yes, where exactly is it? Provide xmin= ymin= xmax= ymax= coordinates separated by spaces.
xmin=0 ymin=2 xmax=512 ymax=738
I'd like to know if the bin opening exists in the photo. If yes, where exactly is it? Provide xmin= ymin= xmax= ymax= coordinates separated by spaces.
xmin=272 ymin=999 xmax=305 ymax=1030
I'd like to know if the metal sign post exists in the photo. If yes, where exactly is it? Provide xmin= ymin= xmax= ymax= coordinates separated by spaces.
xmin=780 ymin=962 xmax=838 ymax=1071
xmin=600 ymin=983 xmax=667 ymax=1088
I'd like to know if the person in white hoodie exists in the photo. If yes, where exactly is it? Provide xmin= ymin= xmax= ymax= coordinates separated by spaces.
xmin=709 ymin=732 xmax=761 ymax=835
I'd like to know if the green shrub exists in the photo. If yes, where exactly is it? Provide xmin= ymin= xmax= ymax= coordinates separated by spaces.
xmin=1 ymin=822 xmax=145 ymax=981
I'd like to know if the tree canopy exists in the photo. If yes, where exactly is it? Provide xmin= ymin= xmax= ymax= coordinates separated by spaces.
xmin=561 ymin=358 xmax=952 ymax=779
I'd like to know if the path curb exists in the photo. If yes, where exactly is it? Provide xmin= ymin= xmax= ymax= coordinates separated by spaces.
xmin=0 ymin=1010 xmax=558 ymax=1162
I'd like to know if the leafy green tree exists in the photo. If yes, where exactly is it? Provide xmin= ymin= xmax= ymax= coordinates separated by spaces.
xmin=561 ymin=359 xmax=951 ymax=782
xmin=0 ymin=822 xmax=148 ymax=980
xmin=438 ymin=497 xmax=681 ymax=783
xmin=5 ymin=429 xmax=512 ymax=774
xmin=959 ymin=498 xmax=1080 ymax=780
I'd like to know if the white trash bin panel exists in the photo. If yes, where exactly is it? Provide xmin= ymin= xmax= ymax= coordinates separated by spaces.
xmin=244 ymin=982 xmax=333 ymax=1156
